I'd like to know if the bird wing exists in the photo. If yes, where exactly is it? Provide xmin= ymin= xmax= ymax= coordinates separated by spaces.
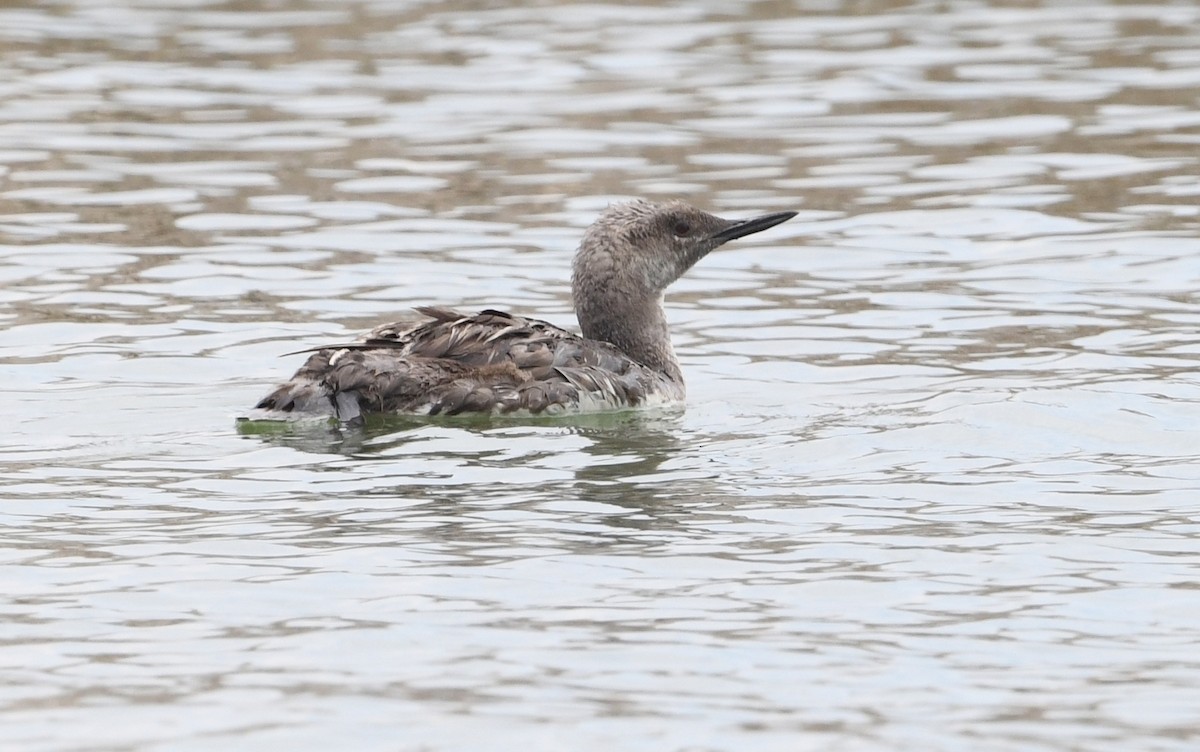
xmin=253 ymin=307 xmax=662 ymax=419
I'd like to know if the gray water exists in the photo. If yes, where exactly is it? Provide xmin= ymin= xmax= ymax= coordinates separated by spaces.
xmin=2 ymin=1 xmax=1200 ymax=750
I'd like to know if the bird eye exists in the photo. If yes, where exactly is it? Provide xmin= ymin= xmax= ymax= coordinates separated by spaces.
xmin=672 ymin=220 xmax=692 ymax=237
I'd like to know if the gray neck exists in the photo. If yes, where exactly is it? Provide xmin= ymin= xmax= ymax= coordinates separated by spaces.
xmin=577 ymin=294 xmax=683 ymax=384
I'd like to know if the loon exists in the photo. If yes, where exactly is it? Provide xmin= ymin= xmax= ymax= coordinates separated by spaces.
xmin=247 ymin=199 xmax=796 ymax=424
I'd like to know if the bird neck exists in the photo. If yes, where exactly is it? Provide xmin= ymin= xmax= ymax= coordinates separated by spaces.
xmin=576 ymin=293 xmax=683 ymax=383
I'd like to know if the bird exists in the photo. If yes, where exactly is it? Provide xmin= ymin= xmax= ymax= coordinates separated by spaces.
xmin=246 ymin=199 xmax=796 ymax=425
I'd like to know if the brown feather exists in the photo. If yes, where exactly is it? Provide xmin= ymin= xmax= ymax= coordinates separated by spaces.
xmin=251 ymin=306 xmax=672 ymax=419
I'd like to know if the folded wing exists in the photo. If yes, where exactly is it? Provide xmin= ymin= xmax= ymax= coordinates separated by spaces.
xmin=249 ymin=307 xmax=666 ymax=422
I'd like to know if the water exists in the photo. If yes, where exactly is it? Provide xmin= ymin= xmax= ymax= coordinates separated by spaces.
xmin=2 ymin=1 xmax=1200 ymax=750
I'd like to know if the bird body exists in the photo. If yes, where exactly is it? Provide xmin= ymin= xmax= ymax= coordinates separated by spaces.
xmin=254 ymin=305 xmax=682 ymax=422
xmin=247 ymin=200 xmax=795 ymax=424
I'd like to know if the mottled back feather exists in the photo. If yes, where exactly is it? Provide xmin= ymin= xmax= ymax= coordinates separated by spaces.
xmin=251 ymin=306 xmax=678 ymax=422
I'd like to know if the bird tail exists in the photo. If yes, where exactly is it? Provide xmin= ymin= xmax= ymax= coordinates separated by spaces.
xmin=244 ymin=377 xmax=364 ymax=426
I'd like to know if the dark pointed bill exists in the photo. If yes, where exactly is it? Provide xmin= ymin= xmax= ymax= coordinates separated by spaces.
xmin=710 ymin=211 xmax=798 ymax=244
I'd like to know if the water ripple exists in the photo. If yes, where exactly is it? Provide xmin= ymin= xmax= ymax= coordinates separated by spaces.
xmin=2 ymin=1 xmax=1200 ymax=750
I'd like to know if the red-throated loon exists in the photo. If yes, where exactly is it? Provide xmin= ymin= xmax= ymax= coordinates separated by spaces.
xmin=247 ymin=199 xmax=796 ymax=424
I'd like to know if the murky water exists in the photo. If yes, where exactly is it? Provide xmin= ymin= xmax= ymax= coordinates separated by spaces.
xmin=3 ymin=0 xmax=1200 ymax=749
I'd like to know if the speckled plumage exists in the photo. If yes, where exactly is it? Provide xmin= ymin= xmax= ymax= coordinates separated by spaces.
xmin=248 ymin=200 xmax=796 ymax=423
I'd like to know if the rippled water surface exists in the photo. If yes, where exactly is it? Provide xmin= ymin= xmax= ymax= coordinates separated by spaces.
xmin=3 ymin=1 xmax=1200 ymax=750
